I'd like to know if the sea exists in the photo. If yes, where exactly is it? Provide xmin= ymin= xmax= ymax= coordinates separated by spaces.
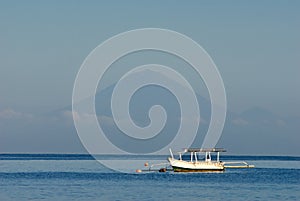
xmin=0 ymin=154 xmax=299 ymax=201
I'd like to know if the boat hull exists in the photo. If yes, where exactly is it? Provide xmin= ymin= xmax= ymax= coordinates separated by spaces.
xmin=172 ymin=166 xmax=224 ymax=172
xmin=168 ymin=157 xmax=225 ymax=172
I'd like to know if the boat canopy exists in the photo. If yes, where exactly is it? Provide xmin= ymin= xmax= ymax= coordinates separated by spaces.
xmin=183 ymin=148 xmax=226 ymax=153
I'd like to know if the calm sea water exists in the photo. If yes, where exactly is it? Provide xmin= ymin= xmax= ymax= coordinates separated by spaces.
xmin=0 ymin=154 xmax=299 ymax=201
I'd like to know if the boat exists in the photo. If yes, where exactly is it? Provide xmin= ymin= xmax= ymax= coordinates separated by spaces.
xmin=136 ymin=148 xmax=254 ymax=173
xmin=168 ymin=148 xmax=226 ymax=172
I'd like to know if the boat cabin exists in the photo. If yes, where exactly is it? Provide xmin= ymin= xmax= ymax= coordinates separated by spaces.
xmin=171 ymin=148 xmax=226 ymax=163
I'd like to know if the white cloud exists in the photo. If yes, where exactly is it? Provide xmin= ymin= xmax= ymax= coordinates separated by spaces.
xmin=98 ymin=115 xmax=114 ymax=126
xmin=0 ymin=108 xmax=33 ymax=119
xmin=232 ymin=118 xmax=249 ymax=126
xmin=61 ymin=110 xmax=115 ymax=126
xmin=61 ymin=110 xmax=79 ymax=121
xmin=179 ymin=116 xmax=202 ymax=125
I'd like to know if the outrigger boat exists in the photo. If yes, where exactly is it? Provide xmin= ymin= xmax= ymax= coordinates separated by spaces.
xmin=137 ymin=148 xmax=254 ymax=173
xmin=168 ymin=148 xmax=226 ymax=172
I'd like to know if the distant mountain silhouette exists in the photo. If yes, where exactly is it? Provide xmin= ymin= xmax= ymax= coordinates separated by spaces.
xmin=93 ymin=81 xmax=211 ymax=153
xmin=2 ymin=73 xmax=299 ymax=155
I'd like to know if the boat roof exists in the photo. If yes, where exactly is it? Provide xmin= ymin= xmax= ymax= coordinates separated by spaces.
xmin=183 ymin=148 xmax=226 ymax=153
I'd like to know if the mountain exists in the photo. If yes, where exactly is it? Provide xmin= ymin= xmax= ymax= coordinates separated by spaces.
xmin=1 ymin=71 xmax=299 ymax=155
xmin=70 ymin=76 xmax=300 ymax=155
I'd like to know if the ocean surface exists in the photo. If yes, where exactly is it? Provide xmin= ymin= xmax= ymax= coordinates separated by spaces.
xmin=0 ymin=154 xmax=299 ymax=201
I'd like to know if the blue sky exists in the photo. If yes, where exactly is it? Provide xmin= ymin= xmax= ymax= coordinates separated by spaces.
xmin=0 ymin=1 xmax=299 ymax=154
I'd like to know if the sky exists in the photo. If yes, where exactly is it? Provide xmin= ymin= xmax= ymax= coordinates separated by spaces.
xmin=0 ymin=1 xmax=299 ymax=155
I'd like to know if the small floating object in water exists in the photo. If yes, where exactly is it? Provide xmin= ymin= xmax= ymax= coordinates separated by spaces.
xmin=159 ymin=168 xmax=167 ymax=172
xmin=136 ymin=169 xmax=142 ymax=173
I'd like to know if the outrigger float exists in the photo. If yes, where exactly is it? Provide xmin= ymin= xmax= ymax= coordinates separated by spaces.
xmin=137 ymin=148 xmax=254 ymax=173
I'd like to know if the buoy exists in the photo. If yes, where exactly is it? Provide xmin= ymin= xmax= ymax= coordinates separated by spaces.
xmin=136 ymin=169 xmax=142 ymax=173
xmin=144 ymin=162 xmax=149 ymax=167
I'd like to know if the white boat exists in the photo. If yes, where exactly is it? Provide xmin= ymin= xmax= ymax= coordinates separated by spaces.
xmin=168 ymin=148 xmax=226 ymax=172
xmin=138 ymin=148 xmax=254 ymax=173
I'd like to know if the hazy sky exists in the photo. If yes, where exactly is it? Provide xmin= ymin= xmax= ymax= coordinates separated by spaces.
xmin=0 ymin=1 xmax=299 ymax=154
